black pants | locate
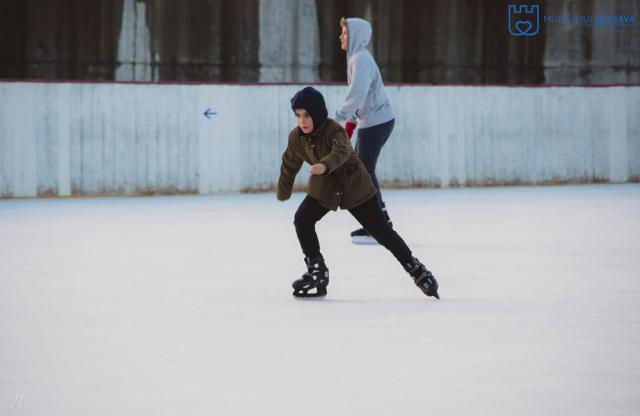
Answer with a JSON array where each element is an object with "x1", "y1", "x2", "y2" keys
[
  {"x1": 294, "y1": 195, "x2": 413, "y2": 265},
  {"x1": 355, "y1": 119, "x2": 395, "y2": 210}
]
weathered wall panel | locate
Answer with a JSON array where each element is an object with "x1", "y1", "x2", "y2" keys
[
  {"x1": 0, "y1": 82, "x2": 638, "y2": 198},
  {"x1": 1, "y1": 0, "x2": 638, "y2": 84}
]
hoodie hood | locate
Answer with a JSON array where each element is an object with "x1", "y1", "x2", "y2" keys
[
  {"x1": 346, "y1": 18, "x2": 372, "y2": 59},
  {"x1": 290, "y1": 87, "x2": 328, "y2": 135}
]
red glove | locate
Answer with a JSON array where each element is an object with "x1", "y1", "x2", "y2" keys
[{"x1": 344, "y1": 121, "x2": 357, "y2": 139}]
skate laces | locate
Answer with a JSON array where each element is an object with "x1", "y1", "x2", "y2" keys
[
  {"x1": 405, "y1": 258, "x2": 421, "y2": 274},
  {"x1": 305, "y1": 257, "x2": 327, "y2": 282},
  {"x1": 406, "y1": 259, "x2": 433, "y2": 285}
]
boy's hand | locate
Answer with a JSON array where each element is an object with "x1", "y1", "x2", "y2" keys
[{"x1": 309, "y1": 163, "x2": 327, "y2": 175}]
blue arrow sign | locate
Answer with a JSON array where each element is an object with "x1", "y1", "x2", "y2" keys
[{"x1": 204, "y1": 108, "x2": 218, "y2": 119}]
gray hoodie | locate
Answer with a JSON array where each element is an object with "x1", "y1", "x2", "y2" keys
[{"x1": 334, "y1": 18, "x2": 394, "y2": 129}]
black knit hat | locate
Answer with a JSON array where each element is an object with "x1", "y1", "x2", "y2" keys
[{"x1": 290, "y1": 87, "x2": 328, "y2": 133}]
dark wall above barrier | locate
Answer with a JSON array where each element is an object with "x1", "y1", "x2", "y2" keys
[{"x1": 1, "y1": 0, "x2": 638, "y2": 84}]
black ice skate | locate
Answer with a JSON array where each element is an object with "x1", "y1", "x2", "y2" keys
[
  {"x1": 350, "y1": 208, "x2": 392, "y2": 245},
  {"x1": 404, "y1": 257, "x2": 439, "y2": 299},
  {"x1": 350, "y1": 227, "x2": 378, "y2": 245},
  {"x1": 292, "y1": 255, "x2": 329, "y2": 298}
]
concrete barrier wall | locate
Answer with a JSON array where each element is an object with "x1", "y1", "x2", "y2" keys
[{"x1": 0, "y1": 82, "x2": 638, "y2": 198}]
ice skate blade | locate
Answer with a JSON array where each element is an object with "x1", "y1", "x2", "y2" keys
[
  {"x1": 292, "y1": 286, "x2": 327, "y2": 298},
  {"x1": 351, "y1": 235, "x2": 378, "y2": 245},
  {"x1": 293, "y1": 293, "x2": 327, "y2": 299},
  {"x1": 292, "y1": 291, "x2": 327, "y2": 298},
  {"x1": 422, "y1": 289, "x2": 440, "y2": 300}
]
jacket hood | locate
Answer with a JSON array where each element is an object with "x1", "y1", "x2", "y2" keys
[
  {"x1": 346, "y1": 18, "x2": 372, "y2": 58},
  {"x1": 290, "y1": 87, "x2": 328, "y2": 135}
]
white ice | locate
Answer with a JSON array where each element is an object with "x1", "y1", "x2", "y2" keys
[{"x1": 1, "y1": 184, "x2": 639, "y2": 415}]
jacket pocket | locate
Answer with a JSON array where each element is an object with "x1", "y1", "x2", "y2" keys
[
  {"x1": 340, "y1": 162, "x2": 358, "y2": 184},
  {"x1": 343, "y1": 164, "x2": 365, "y2": 188}
]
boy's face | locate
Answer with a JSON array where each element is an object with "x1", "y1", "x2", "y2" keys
[
  {"x1": 340, "y1": 25, "x2": 347, "y2": 51},
  {"x1": 294, "y1": 109, "x2": 314, "y2": 134}
]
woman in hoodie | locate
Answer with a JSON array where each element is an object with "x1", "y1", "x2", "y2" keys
[
  {"x1": 277, "y1": 86, "x2": 439, "y2": 300},
  {"x1": 335, "y1": 17, "x2": 396, "y2": 244}
]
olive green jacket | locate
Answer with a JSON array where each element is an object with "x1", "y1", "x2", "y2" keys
[{"x1": 277, "y1": 119, "x2": 377, "y2": 211}]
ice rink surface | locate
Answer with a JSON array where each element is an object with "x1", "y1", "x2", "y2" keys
[{"x1": 1, "y1": 184, "x2": 639, "y2": 415}]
